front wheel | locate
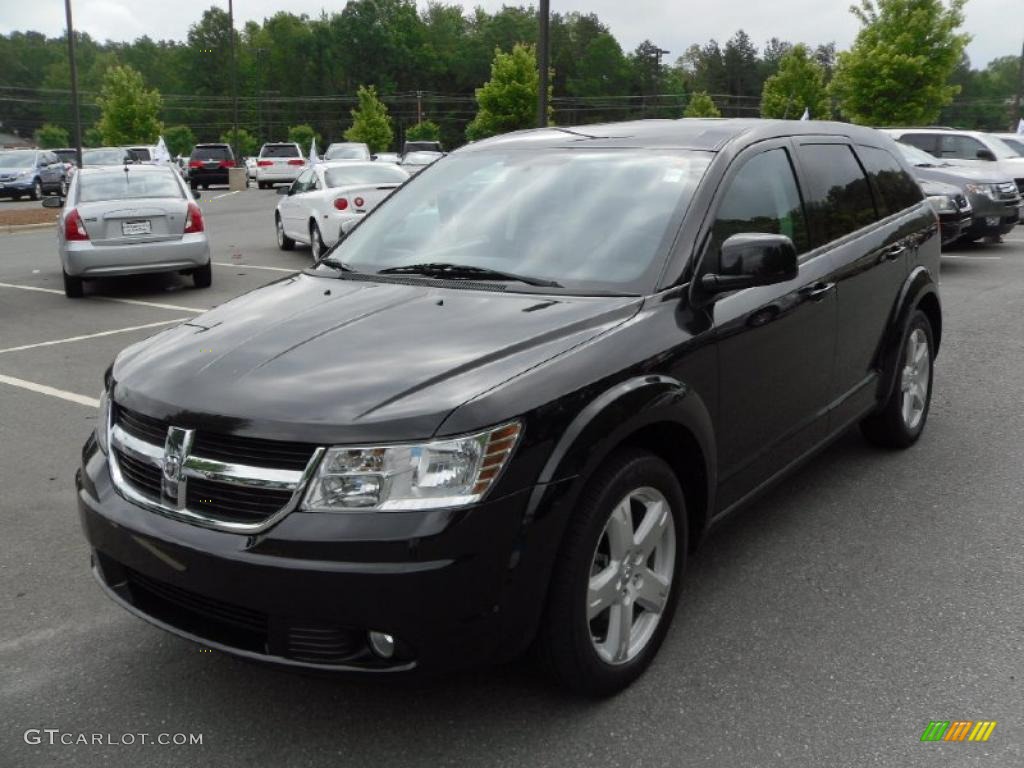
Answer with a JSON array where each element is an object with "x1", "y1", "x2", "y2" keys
[
  {"x1": 276, "y1": 215, "x2": 295, "y2": 251},
  {"x1": 536, "y1": 450, "x2": 687, "y2": 696},
  {"x1": 310, "y1": 222, "x2": 325, "y2": 263},
  {"x1": 861, "y1": 309, "x2": 934, "y2": 449},
  {"x1": 192, "y1": 262, "x2": 212, "y2": 289},
  {"x1": 30, "y1": 179, "x2": 43, "y2": 200}
]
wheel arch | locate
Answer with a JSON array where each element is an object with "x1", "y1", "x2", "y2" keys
[{"x1": 877, "y1": 266, "x2": 941, "y2": 405}]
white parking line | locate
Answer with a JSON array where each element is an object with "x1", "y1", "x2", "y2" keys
[
  {"x1": 0, "y1": 373, "x2": 99, "y2": 407},
  {"x1": 213, "y1": 261, "x2": 297, "y2": 273},
  {"x1": 0, "y1": 282, "x2": 204, "y2": 313},
  {"x1": 0, "y1": 319, "x2": 185, "y2": 355},
  {"x1": 211, "y1": 191, "x2": 240, "y2": 199}
]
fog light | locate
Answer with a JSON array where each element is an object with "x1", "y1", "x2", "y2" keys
[
  {"x1": 986, "y1": 216, "x2": 1000, "y2": 226},
  {"x1": 368, "y1": 631, "x2": 395, "y2": 658}
]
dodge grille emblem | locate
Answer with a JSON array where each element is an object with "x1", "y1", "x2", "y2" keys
[{"x1": 161, "y1": 426, "x2": 195, "y2": 508}]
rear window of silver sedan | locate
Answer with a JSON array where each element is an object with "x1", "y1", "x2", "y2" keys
[{"x1": 78, "y1": 170, "x2": 184, "y2": 203}]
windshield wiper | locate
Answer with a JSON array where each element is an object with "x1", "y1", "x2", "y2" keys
[
  {"x1": 376, "y1": 262, "x2": 562, "y2": 288},
  {"x1": 318, "y1": 258, "x2": 358, "y2": 272}
]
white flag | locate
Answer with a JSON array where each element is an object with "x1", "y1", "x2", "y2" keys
[
  {"x1": 309, "y1": 138, "x2": 320, "y2": 164},
  {"x1": 800, "y1": 108, "x2": 810, "y2": 121},
  {"x1": 1017, "y1": 118, "x2": 1024, "y2": 135},
  {"x1": 154, "y1": 135, "x2": 172, "y2": 164}
]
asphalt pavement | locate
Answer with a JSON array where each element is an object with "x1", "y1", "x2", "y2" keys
[{"x1": 1, "y1": 189, "x2": 1022, "y2": 767}]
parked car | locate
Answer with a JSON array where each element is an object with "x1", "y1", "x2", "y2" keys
[
  {"x1": 245, "y1": 156, "x2": 258, "y2": 183},
  {"x1": 403, "y1": 140, "x2": 443, "y2": 155},
  {"x1": 374, "y1": 152, "x2": 400, "y2": 164},
  {"x1": 0, "y1": 149, "x2": 67, "y2": 199},
  {"x1": 882, "y1": 128, "x2": 1024, "y2": 196},
  {"x1": 893, "y1": 142, "x2": 1022, "y2": 243},
  {"x1": 920, "y1": 179, "x2": 973, "y2": 245},
  {"x1": 255, "y1": 142, "x2": 305, "y2": 188},
  {"x1": 188, "y1": 143, "x2": 235, "y2": 189},
  {"x1": 46, "y1": 164, "x2": 210, "y2": 297},
  {"x1": 275, "y1": 160, "x2": 409, "y2": 260},
  {"x1": 991, "y1": 133, "x2": 1024, "y2": 157},
  {"x1": 399, "y1": 150, "x2": 443, "y2": 175},
  {"x1": 81, "y1": 147, "x2": 133, "y2": 168},
  {"x1": 77, "y1": 119, "x2": 941, "y2": 696},
  {"x1": 324, "y1": 142, "x2": 371, "y2": 161}
]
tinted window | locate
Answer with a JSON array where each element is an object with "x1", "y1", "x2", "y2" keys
[
  {"x1": 191, "y1": 145, "x2": 232, "y2": 160},
  {"x1": 261, "y1": 144, "x2": 301, "y2": 158},
  {"x1": 78, "y1": 170, "x2": 183, "y2": 202},
  {"x1": 797, "y1": 144, "x2": 878, "y2": 246},
  {"x1": 940, "y1": 134, "x2": 986, "y2": 160},
  {"x1": 127, "y1": 148, "x2": 152, "y2": 161},
  {"x1": 709, "y1": 148, "x2": 809, "y2": 258},
  {"x1": 53, "y1": 149, "x2": 77, "y2": 164},
  {"x1": 856, "y1": 146, "x2": 923, "y2": 216},
  {"x1": 899, "y1": 134, "x2": 940, "y2": 156},
  {"x1": 324, "y1": 164, "x2": 408, "y2": 187}
]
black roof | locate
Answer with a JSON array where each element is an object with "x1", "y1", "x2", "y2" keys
[{"x1": 462, "y1": 118, "x2": 890, "y2": 153}]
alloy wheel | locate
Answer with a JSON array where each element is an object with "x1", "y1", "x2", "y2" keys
[
  {"x1": 311, "y1": 225, "x2": 322, "y2": 262},
  {"x1": 900, "y1": 327, "x2": 930, "y2": 431},
  {"x1": 276, "y1": 218, "x2": 284, "y2": 248},
  {"x1": 587, "y1": 486, "x2": 676, "y2": 665}
]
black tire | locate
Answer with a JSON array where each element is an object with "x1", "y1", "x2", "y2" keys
[
  {"x1": 202, "y1": 184, "x2": 209, "y2": 190},
  {"x1": 310, "y1": 221, "x2": 325, "y2": 263},
  {"x1": 536, "y1": 449, "x2": 687, "y2": 696},
  {"x1": 861, "y1": 309, "x2": 935, "y2": 449},
  {"x1": 30, "y1": 178, "x2": 43, "y2": 201},
  {"x1": 276, "y1": 214, "x2": 295, "y2": 251},
  {"x1": 63, "y1": 269, "x2": 83, "y2": 298},
  {"x1": 192, "y1": 262, "x2": 212, "y2": 289}
]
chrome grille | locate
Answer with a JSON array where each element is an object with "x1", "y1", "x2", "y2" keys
[
  {"x1": 995, "y1": 182, "x2": 1018, "y2": 200},
  {"x1": 108, "y1": 404, "x2": 324, "y2": 533}
]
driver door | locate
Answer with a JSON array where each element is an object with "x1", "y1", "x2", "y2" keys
[{"x1": 280, "y1": 169, "x2": 312, "y2": 239}]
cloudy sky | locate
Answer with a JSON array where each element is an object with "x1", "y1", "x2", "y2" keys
[{"x1": 1, "y1": 0, "x2": 1019, "y2": 69}]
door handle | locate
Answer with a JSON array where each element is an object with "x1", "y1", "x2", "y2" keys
[
  {"x1": 800, "y1": 281, "x2": 835, "y2": 301},
  {"x1": 882, "y1": 244, "x2": 907, "y2": 261}
]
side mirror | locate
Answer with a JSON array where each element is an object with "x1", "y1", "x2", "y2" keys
[
  {"x1": 700, "y1": 233, "x2": 798, "y2": 294},
  {"x1": 42, "y1": 196, "x2": 64, "y2": 209},
  {"x1": 191, "y1": 190, "x2": 202, "y2": 200},
  {"x1": 277, "y1": 185, "x2": 290, "y2": 196},
  {"x1": 976, "y1": 148, "x2": 997, "y2": 161},
  {"x1": 371, "y1": 154, "x2": 378, "y2": 161}
]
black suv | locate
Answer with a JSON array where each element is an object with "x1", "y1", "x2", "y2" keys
[
  {"x1": 78, "y1": 120, "x2": 941, "y2": 695},
  {"x1": 188, "y1": 143, "x2": 235, "y2": 188}
]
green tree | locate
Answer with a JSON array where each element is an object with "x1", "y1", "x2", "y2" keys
[
  {"x1": 761, "y1": 44, "x2": 831, "y2": 119},
  {"x1": 830, "y1": 0, "x2": 970, "y2": 126},
  {"x1": 466, "y1": 44, "x2": 549, "y2": 142},
  {"x1": 406, "y1": 120, "x2": 441, "y2": 142},
  {"x1": 286, "y1": 124, "x2": 318, "y2": 150},
  {"x1": 163, "y1": 124, "x2": 196, "y2": 157},
  {"x1": 343, "y1": 85, "x2": 394, "y2": 152},
  {"x1": 83, "y1": 126, "x2": 104, "y2": 147},
  {"x1": 222, "y1": 127, "x2": 259, "y2": 157},
  {"x1": 684, "y1": 91, "x2": 721, "y2": 117},
  {"x1": 34, "y1": 123, "x2": 69, "y2": 148},
  {"x1": 95, "y1": 64, "x2": 163, "y2": 144}
]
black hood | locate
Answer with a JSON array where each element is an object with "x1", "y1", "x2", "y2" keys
[{"x1": 112, "y1": 274, "x2": 639, "y2": 443}]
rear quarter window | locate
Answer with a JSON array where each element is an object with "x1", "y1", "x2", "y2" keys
[
  {"x1": 856, "y1": 145, "x2": 923, "y2": 216},
  {"x1": 796, "y1": 143, "x2": 879, "y2": 247}
]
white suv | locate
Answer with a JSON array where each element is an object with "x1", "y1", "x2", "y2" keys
[
  {"x1": 255, "y1": 142, "x2": 306, "y2": 189},
  {"x1": 881, "y1": 128, "x2": 1024, "y2": 196}
]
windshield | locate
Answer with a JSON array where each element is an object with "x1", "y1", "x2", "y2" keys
[
  {"x1": 78, "y1": 169, "x2": 184, "y2": 203},
  {"x1": 192, "y1": 146, "x2": 231, "y2": 160},
  {"x1": 987, "y1": 135, "x2": 1023, "y2": 160},
  {"x1": 324, "y1": 164, "x2": 408, "y2": 187},
  {"x1": 327, "y1": 148, "x2": 711, "y2": 294},
  {"x1": 325, "y1": 145, "x2": 370, "y2": 160},
  {"x1": 896, "y1": 142, "x2": 943, "y2": 167},
  {"x1": 82, "y1": 149, "x2": 125, "y2": 166},
  {"x1": 0, "y1": 152, "x2": 34, "y2": 168},
  {"x1": 402, "y1": 152, "x2": 442, "y2": 165},
  {"x1": 128, "y1": 148, "x2": 152, "y2": 161},
  {"x1": 1000, "y1": 136, "x2": 1024, "y2": 156}
]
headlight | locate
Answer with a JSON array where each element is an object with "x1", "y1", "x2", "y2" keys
[
  {"x1": 16, "y1": 170, "x2": 33, "y2": 180},
  {"x1": 927, "y1": 194, "x2": 956, "y2": 213},
  {"x1": 964, "y1": 183, "x2": 997, "y2": 200},
  {"x1": 303, "y1": 422, "x2": 521, "y2": 512},
  {"x1": 95, "y1": 389, "x2": 111, "y2": 454}
]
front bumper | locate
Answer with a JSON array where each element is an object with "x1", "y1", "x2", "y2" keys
[
  {"x1": 62, "y1": 234, "x2": 210, "y2": 278},
  {"x1": 256, "y1": 168, "x2": 303, "y2": 183},
  {"x1": 77, "y1": 436, "x2": 568, "y2": 674},
  {"x1": 0, "y1": 179, "x2": 34, "y2": 196},
  {"x1": 965, "y1": 194, "x2": 1021, "y2": 236}
]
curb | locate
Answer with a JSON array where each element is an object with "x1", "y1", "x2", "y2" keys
[{"x1": 0, "y1": 222, "x2": 55, "y2": 235}]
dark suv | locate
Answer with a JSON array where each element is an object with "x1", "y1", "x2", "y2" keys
[
  {"x1": 77, "y1": 120, "x2": 941, "y2": 695},
  {"x1": 188, "y1": 143, "x2": 235, "y2": 188}
]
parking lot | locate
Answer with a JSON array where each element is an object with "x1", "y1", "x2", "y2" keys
[{"x1": 2, "y1": 188, "x2": 1023, "y2": 766}]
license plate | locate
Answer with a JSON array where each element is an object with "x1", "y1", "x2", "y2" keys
[{"x1": 122, "y1": 219, "x2": 151, "y2": 236}]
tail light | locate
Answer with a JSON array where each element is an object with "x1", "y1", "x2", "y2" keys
[
  {"x1": 64, "y1": 208, "x2": 89, "y2": 241},
  {"x1": 188, "y1": 160, "x2": 202, "y2": 168},
  {"x1": 287, "y1": 159, "x2": 304, "y2": 166},
  {"x1": 257, "y1": 160, "x2": 273, "y2": 167},
  {"x1": 218, "y1": 160, "x2": 234, "y2": 169},
  {"x1": 333, "y1": 198, "x2": 349, "y2": 211},
  {"x1": 354, "y1": 197, "x2": 365, "y2": 208},
  {"x1": 184, "y1": 201, "x2": 204, "y2": 233}
]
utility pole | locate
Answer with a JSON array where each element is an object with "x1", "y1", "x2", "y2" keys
[
  {"x1": 1013, "y1": 37, "x2": 1024, "y2": 130},
  {"x1": 64, "y1": 0, "x2": 83, "y2": 167},
  {"x1": 416, "y1": 90, "x2": 423, "y2": 124},
  {"x1": 228, "y1": 0, "x2": 239, "y2": 158},
  {"x1": 537, "y1": 0, "x2": 550, "y2": 127}
]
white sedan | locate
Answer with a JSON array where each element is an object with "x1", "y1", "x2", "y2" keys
[{"x1": 274, "y1": 161, "x2": 409, "y2": 261}]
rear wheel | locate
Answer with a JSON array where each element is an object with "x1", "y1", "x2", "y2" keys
[
  {"x1": 63, "y1": 269, "x2": 83, "y2": 298},
  {"x1": 536, "y1": 450, "x2": 686, "y2": 696},
  {"x1": 310, "y1": 221, "x2": 325, "y2": 263},
  {"x1": 258, "y1": 181, "x2": 267, "y2": 190},
  {"x1": 276, "y1": 214, "x2": 295, "y2": 251},
  {"x1": 30, "y1": 178, "x2": 43, "y2": 201},
  {"x1": 861, "y1": 309, "x2": 934, "y2": 449},
  {"x1": 192, "y1": 262, "x2": 212, "y2": 289}
]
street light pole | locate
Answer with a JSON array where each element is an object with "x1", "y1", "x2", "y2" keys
[
  {"x1": 228, "y1": 0, "x2": 239, "y2": 159},
  {"x1": 64, "y1": 0, "x2": 83, "y2": 167},
  {"x1": 537, "y1": 0, "x2": 550, "y2": 127}
]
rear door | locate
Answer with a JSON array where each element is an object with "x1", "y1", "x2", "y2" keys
[{"x1": 704, "y1": 142, "x2": 839, "y2": 510}]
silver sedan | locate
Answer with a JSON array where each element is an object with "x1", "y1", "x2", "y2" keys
[{"x1": 45, "y1": 164, "x2": 211, "y2": 298}]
